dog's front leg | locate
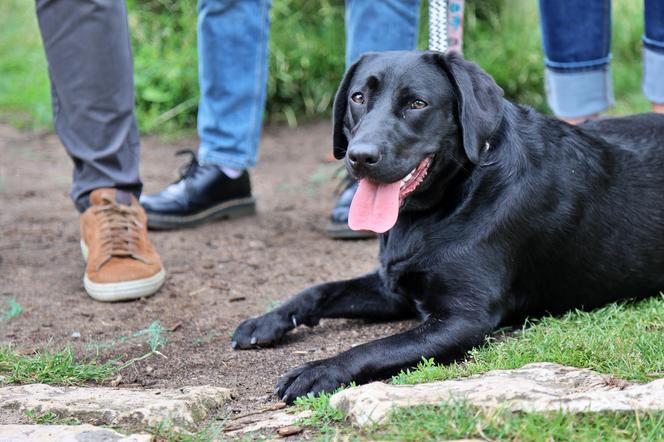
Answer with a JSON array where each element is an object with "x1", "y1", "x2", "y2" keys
[
  {"x1": 276, "y1": 312, "x2": 499, "y2": 403},
  {"x1": 232, "y1": 272, "x2": 414, "y2": 349}
]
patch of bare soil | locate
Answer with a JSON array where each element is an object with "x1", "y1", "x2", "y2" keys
[{"x1": 0, "y1": 123, "x2": 413, "y2": 422}]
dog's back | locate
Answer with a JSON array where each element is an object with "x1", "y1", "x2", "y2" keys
[
  {"x1": 510, "y1": 112, "x2": 664, "y2": 317},
  {"x1": 582, "y1": 113, "x2": 664, "y2": 156}
]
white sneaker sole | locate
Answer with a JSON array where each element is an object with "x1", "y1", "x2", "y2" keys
[{"x1": 81, "y1": 240, "x2": 166, "y2": 302}]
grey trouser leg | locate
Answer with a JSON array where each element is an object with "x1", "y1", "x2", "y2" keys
[{"x1": 36, "y1": 0, "x2": 142, "y2": 212}]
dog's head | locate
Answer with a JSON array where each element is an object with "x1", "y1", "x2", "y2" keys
[{"x1": 333, "y1": 51, "x2": 504, "y2": 233}]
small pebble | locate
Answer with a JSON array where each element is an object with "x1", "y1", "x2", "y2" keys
[
  {"x1": 266, "y1": 401, "x2": 287, "y2": 411},
  {"x1": 71, "y1": 331, "x2": 81, "y2": 339},
  {"x1": 277, "y1": 425, "x2": 303, "y2": 437},
  {"x1": 292, "y1": 349, "x2": 317, "y2": 355},
  {"x1": 248, "y1": 240, "x2": 265, "y2": 249}
]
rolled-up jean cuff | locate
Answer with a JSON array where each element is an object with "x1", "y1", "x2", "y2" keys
[
  {"x1": 642, "y1": 35, "x2": 664, "y2": 55},
  {"x1": 643, "y1": 47, "x2": 664, "y2": 104},
  {"x1": 544, "y1": 67, "x2": 614, "y2": 118},
  {"x1": 198, "y1": 146, "x2": 256, "y2": 170}
]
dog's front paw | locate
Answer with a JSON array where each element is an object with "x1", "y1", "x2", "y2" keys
[
  {"x1": 276, "y1": 359, "x2": 352, "y2": 403},
  {"x1": 231, "y1": 312, "x2": 293, "y2": 349}
]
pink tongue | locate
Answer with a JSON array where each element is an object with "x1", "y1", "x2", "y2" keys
[{"x1": 348, "y1": 179, "x2": 401, "y2": 233}]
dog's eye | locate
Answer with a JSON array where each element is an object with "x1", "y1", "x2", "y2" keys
[
  {"x1": 409, "y1": 99, "x2": 428, "y2": 110},
  {"x1": 351, "y1": 92, "x2": 365, "y2": 104}
]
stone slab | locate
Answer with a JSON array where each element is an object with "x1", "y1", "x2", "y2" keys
[
  {"x1": 224, "y1": 408, "x2": 311, "y2": 436},
  {"x1": 0, "y1": 384, "x2": 232, "y2": 429},
  {"x1": 0, "y1": 424, "x2": 152, "y2": 442},
  {"x1": 329, "y1": 363, "x2": 664, "y2": 426}
]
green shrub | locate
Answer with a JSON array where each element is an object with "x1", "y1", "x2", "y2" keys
[
  {"x1": 0, "y1": 0, "x2": 651, "y2": 132},
  {"x1": 127, "y1": 0, "x2": 200, "y2": 132}
]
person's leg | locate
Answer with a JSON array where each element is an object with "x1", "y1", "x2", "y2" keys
[
  {"x1": 345, "y1": 0, "x2": 421, "y2": 67},
  {"x1": 36, "y1": 0, "x2": 164, "y2": 301},
  {"x1": 140, "y1": 0, "x2": 269, "y2": 229},
  {"x1": 538, "y1": 0, "x2": 613, "y2": 123},
  {"x1": 327, "y1": 0, "x2": 420, "y2": 239},
  {"x1": 36, "y1": 0, "x2": 142, "y2": 212},
  {"x1": 197, "y1": 0, "x2": 271, "y2": 170},
  {"x1": 644, "y1": 0, "x2": 664, "y2": 113}
]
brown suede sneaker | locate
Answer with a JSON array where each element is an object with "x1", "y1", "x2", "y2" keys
[{"x1": 80, "y1": 188, "x2": 166, "y2": 301}]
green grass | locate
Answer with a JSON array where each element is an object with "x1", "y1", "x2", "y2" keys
[
  {"x1": 267, "y1": 0, "x2": 345, "y2": 127},
  {"x1": 0, "y1": 0, "x2": 652, "y2": 133},
  {"x1": 25, "y1": 410, "x2": 81, "y2": 426},
  {"x1": 0, "y1": 347, "x2": 118, "y2": 385},
  {"x1": 85, "y1": 320, "x2": 169, "y2": 353},
  {"x1": 393, "y1": 296, "x2": 664, "y2": 385},
  {"x1": 0, "y1": 321, "x2": 175, "y2": 387},
  {"x1": 126, "y1": 0, "x2": 199, "y2": 133},
  {"x1": 366, "y1": 402, "x2": 664, "y2": 442},
  {"x1": 0, "y1": 0, "x2": 51, "y2": 129},
  {"x1": 132, "y1": 320, "x2": 168, "y2": 353},
  {"x1": 148, "y1": 420, "x2": 227, "y2": 442},
  {"x1": 295, "y1": 389, "x2": 348, "y2": 433}
]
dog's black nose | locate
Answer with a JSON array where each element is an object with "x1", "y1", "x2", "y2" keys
[{"x1": 347, "y1": 143, "x2": 381, "y2": 169}]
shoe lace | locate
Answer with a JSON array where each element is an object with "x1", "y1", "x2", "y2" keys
[
  {"x1": 175, "y1": 149, "x2": 201, "y2": 181},
  {"x1": 93, "y1": 195, "x2": 151, "y2": 271}
]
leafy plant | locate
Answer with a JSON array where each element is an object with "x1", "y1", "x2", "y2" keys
[{"x1": 0, "y1": 346, "x2": 117, "y2": 385}]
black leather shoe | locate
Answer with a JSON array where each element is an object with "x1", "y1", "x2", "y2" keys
[
  {"x1": 140, "y1": 150, "x2": 256, "y2": 230},
  {"x1": 326, "y1": 176, "x2": 376, "y2": 240}
]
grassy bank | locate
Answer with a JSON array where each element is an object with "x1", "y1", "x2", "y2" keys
[{"x1": 295, "y1": 295, "x2": 664, "y2": 440}]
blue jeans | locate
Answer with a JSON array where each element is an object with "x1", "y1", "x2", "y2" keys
[
  {"x1": 539, "y1": 0, "x2": 664, "y2": 118},
  {"x1": 197, "y1": 0, "x2": 272, "y2": 169},
  {"x1": 197, "y1": 0, "x2": 420, "y2": 169}
]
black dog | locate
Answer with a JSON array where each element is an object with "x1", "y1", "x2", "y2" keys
[{"x1": 232, "y1": 51, "x2": 664, "y2": 403}]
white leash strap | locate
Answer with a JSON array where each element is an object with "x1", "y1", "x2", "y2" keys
[
  {"x1": 428, "y1": 0, "x2": 448, "y2": 52},
  {"x1": 429, "y1": 0, "x2": 464, "y2": 53}
]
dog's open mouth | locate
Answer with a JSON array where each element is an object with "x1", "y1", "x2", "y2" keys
[
  {"x1": 399, "y1": 156, "x2": 433, "y2": 200},
  {"x1": 348, "y1": 156, "x2": 433, "y2": 234}
]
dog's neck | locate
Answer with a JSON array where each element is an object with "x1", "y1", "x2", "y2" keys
[{"x1": 400, "y1": 156, "x2": 473, "y2": 214}]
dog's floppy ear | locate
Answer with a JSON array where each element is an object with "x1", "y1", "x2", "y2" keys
[
  {"x1": 332, "y1": 55, "x2": 369, "y2": 160},
  {"x1": 432, "y1": 51, "x2": 504, "y2": 164}
]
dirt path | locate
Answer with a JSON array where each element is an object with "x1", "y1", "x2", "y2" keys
[{"x1": 0, "y1": 123, "x2": 413, "y2": 420}]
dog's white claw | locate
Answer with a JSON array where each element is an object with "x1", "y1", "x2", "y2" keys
[
  {"x1": 292, "y1": 316, "x2": 298, "y2": 327},
  {"x1": 231, "y1": 341, "x2": 237, "y2": 349},
  {"x1": 250, "y1": 337, "x2": 257, "y2": 345}
]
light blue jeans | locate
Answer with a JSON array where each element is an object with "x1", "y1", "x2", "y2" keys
[
  {"x1": 197, "y1": 0, "x2": 421, "y2": 169},
  {"x1": 539, "y1": 0, "x2": 664, "y2": 119}
]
